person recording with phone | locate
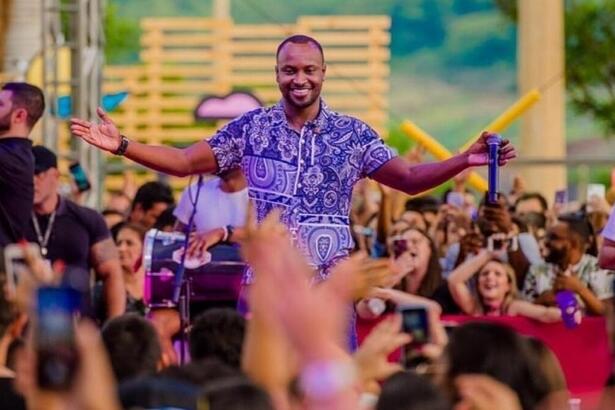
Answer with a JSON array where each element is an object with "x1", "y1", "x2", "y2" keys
[
  {"x1": 24, "y1": 146, "x2": 125, "y2": 319},
  {"x1": 442, "y1": 194, "x2": 543, "y2": 288}
]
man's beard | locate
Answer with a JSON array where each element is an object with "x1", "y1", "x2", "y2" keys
[{"x1": 0, "y1": 112, "x2": 12, "y2": 133}]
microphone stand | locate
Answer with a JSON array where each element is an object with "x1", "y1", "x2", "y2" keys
[{"x1": 173, "y1": 175, "x2": 204, "y2": 364}]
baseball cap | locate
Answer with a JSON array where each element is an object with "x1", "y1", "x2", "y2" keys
[{"x1": 32, "y1": 145, "x2": 58, "y2": 174}]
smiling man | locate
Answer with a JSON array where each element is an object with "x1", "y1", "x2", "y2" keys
[{"x1": 70, "y1": 34, "x2": 515, "y2": 283}]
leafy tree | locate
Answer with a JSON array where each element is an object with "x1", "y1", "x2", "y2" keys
[
  {"x1": 390, "y1": 0, "x2": 447, "y2": 55},
  {"x1": 452, "y1": 0, "x2": 494, "y2": 15},
  {"x1": 104, "y1": 3, "x2": 140, "y2": 64},
  {"x1": 495, "y1": 0, "x2": 615, "y2": 135}
]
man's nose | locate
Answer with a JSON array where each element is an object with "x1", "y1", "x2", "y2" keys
[{"x1": 293, "y1": 72, "x2": 307, "y2": 85}]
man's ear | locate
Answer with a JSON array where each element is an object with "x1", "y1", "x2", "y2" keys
[
  {"x1": 12, "y1": 107, "x2": 28, "y2": 125},
  {"x1": 322, "y1": 63, "x2": 327, "y2": 80}
]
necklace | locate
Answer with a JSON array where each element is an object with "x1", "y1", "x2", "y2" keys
[{"x1": 31, "y1": 211, "x2": 56, "y2": 257}]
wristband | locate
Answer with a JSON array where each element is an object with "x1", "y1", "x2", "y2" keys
[
  {"x1": 114, "y1": 135, "x2": 129, "y2": 156},
  {"x1": 221, "y1": 226, "x2": 229, "y2": 242}
]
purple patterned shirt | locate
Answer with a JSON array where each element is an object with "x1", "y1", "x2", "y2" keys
[{"x1": 208, "y1": 100, "x2": 395, "y2": 281}]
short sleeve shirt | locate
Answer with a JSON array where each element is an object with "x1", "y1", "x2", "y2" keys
[
  {"x1": 208, "y1": 100, "x2": 395, "y2": 280},
  {"x1": 24, "y1": 196, "x2": 111, "y2": 272},
  {"x1": 602, "y1": 208, "x2": 615, "y2": 241},
  {"x1": 521, "y1": 254, "x2": 614, "y2": 302},
  {"x1": 173, "y1": 177, "x2": 249, "y2": 232}
]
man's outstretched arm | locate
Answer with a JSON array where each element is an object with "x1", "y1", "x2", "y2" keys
[
  {"x1": 371, "y1": 131, "x2": 516, "y2": 195},
  {"x1": 70, "y1": 107, "x2": 218, "y2": 177}
]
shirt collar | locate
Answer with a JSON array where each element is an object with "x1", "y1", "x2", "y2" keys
[{"x1": 273, "y1": 99, "x2": 332, "y2": 132}]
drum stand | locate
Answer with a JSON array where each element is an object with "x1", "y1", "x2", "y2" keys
[
  {"x1": 177, "y1": 279, "x2": 191, "y2": 364},
  {"x1": 173, "y1": 175, "x2": 204, "y2": 365}
]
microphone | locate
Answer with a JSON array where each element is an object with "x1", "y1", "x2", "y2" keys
[{"x1": 486, "y1": 134, "x2": 502, "y2": 204}]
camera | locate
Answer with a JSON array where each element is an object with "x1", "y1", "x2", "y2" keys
[{"x1": 486, "y1": 235, "x2": 518, "y2": 252}]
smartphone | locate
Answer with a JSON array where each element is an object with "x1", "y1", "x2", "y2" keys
[
  {"x1": 69, "y1": 162, "x2": 91, "y2": 193},
  {"x1": 4, "y1": 243, "x2": 41, "y2": 295},
  {"x1": 554, "y1": 189, "x2": 568, "y2": 206},
  {"x1": 447, "y1": 191, "x2": 465, "y2": 209},
  {"x1": 486, "y1": 235, "x2": 518, "y2": 252},
  {"x1": 36, "y1": 286, "x2": 80, "y2": 391},
  {"x1": 392, "y1": 238, "x2": 408, "y2": 259},
  {"x1": 398, "y1": 305, "x2": 430, "y2": 345}
]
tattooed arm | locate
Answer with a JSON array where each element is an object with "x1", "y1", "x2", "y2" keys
[{"x1": 91, "y1": 238, "x2": 126, "y2": 318}]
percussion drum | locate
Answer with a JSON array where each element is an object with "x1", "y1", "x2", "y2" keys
[{"x1": 143, "y1": 229, "x2": 246, "y2": 308}]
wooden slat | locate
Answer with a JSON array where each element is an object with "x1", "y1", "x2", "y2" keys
[
  {"x1": 141, "y1": 50, "x2": 215, "y2": 63},
  {"x1": 231, "y1": 24, "x2": 295, "y2": 37},
  {"x1": 141, "y1": 34, "x2": 220, "y2": 47},
  {"x1": 141, "y1": 18, "x2": 231, "y2": 30},
  {"x1": 298, "y1": 15, "x2": 390, "y2": 29}
]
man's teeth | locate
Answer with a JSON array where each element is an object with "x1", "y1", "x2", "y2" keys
[{"x1": 292, "y1": 89, "x2": 309, "y2": 96}]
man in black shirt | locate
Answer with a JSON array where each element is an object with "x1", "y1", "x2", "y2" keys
[
  {"x1": 0, "y1": 82, "x2": 45, "y2": 246},
  {"x1": 26, "y1": 146, "x2": 125, "y2": 318}
]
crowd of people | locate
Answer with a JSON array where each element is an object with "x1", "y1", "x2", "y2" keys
[{"x1": 1, "y1": 33, "x2": 615, "y2": 409}]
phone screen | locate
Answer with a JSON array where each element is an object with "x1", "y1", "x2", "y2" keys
[
  {"x1": 36, "y1": 286, "x2": 80, "y2": 390},
  {"x1": 69, "y1": 162, "x2": 91, "y2": 192},
  {"x1": 4, "y1": 243, "x2": 40, "y2": 294},
  {"x1": 399, "y1": 305, "x2": 430, "y2": 345},
  {"x1": 554, "y1": 189, "x2": 568, "y2": 205}
]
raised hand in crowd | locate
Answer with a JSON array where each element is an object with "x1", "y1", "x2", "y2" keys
[
  {"x1": 17, "y1": 321, "x2": 120, "y2": 410},
  {"x1": 353, "y1": 314, "x2": 410, "y2": 394},
  {"x1": 366, "y1": 287, "x2": 448, "y2": 361},
  {"x1": 455, "y1": 231, "x2": 484, "y2": 267},
  {"x1": 240, "y1": 210, "x2": 359, "y2": 410}
]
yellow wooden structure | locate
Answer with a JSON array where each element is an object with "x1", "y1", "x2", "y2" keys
[{"x1": 102, "y1": 15, "x2": 391, "y2": 191}]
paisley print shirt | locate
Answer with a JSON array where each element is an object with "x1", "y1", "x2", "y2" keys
[{"x1": 208, "y1": 100, "x2": 395, "y2": 281}]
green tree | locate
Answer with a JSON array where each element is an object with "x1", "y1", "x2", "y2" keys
[
  {"x1": 495, "y1": 0, "x2": 615, "y2": 136},
  {"x1": 390, "y1": 0, "x2": 447, "y2": 55},
  {"x1": 104, "y1": 3, "x2": 140, "y2": 64}
]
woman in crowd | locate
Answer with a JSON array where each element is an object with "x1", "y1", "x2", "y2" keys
[
  {"x1": 357, "y1": 227, "x2": 458, "y2": 318},
  {"x1": 115, "y1": 222, "x2": 148, "y2": 315},
  {"x1": 448, "y1": 249, "x2": 561, "y2": 322}
]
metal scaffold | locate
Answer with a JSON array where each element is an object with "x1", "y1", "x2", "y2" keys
[{"x1": 41, "y1": 0, "x2": 105, "y2": 207}]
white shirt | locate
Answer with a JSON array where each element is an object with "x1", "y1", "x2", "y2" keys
[
  {"x1": 602, "y1": 208, "x2": 615, "y2": 241},
  {"x1": 173, "y1": 176, "x2": 249, "y2": 232}
]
